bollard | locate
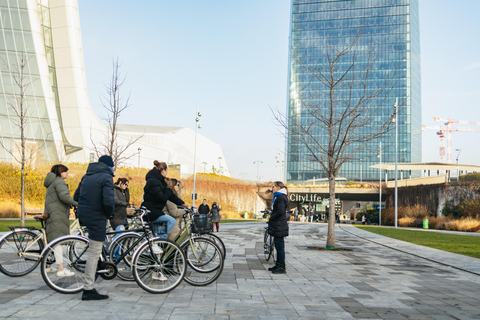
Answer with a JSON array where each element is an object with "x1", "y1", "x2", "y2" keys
[{"x1": 244, "y1": 212, "x2": 248, "y2": 220}]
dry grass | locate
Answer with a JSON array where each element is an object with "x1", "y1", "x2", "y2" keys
[
  {"x1": 398, "y1": 217, "x2": 416, "y2": 227},
  {"x1": 445, "y1": 216, "x2": 480, "y2": 232},
  {"x1": 0, "y1": 201, "x2": 20, "y2": 218}
]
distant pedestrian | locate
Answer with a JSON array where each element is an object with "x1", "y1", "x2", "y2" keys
[
  {"x1": 74, "y1": 155, "x2": 115, "y2": 300},
  {"x1": 265, "y1": 181, "x2": 289, "y2": 274},
  {"x1": 198, "y1": 199, "x2": 210, "y2": 215},
  {"x1": 294, "y1": 208, "x2": 298, "y2": 222},
  {"x1": 210, "y1": 202, "x2": 221, "y2": 232},
  {"x1": 362, "y1": 215, "x2": 366, "y2": 225},
  {"x1": 43, "y1": 164, "x2": 78, "y2": 277}
]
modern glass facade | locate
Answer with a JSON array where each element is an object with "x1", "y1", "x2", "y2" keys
[
  {"x1": 287, "y1": 0, "x2": 421, "y2": 182},
  {"x1": 0, "y1": 0, "x2": 61, "y2": 162}
]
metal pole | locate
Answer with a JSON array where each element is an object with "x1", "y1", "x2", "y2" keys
[
  {"x1": 360, "y1": 159, "x2": 363, "y2": 183},
  {"x1": 379, "y1": 142, "x2": 382, "y2": 226},
  {"x1": 137, "y1": 147, "x2": 142, "y2": 177},
  {"x1": 394, "y1": 98, "x2": 398, "y2": 229},
  {"x1": 192, "y1": 108, "x2": 200, "y2": 207},
  {"x1": 253, "y1": 160, "x2": 262, "y2": 216}
]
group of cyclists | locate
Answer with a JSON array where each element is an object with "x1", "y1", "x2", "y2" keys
[
  {"x1": 42, "y1": 155, "x2": 290, "y2": 300},
  {"x1": 43, "y1": 156, "x2": 192, "y2": 300}
]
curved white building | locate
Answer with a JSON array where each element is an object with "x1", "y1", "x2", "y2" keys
[{"x1": 0, "y1": 0, "x2": 228, "y2": 176}]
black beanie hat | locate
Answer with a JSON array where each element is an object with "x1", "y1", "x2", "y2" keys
[{"x1": 98, "y1": 155, "x2": 114, "y2": 167}]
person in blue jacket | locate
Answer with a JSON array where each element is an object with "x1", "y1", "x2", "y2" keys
[
  {"x1": 74, "y1": 155, "x2": 115, "y2": 300},
  {"x1": 265, "y1": 181, "x2": 289, "y2": 274}
]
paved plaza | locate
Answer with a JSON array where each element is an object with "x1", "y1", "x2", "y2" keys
[{"x1": 1, "y1": 222, "x2": 480, "y2": 320}]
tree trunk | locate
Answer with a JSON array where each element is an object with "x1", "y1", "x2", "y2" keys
[{"x1": 326, "y1": 172, "x2": 336, "y2": 248}]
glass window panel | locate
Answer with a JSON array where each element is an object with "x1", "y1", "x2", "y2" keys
[
  {"x1": 10, "y1": 7, "x2": 21, "y2": 30},
  {"x1": 14, "y1": 30, "x2": 25, "y2": 52},
  {"x1": 1, "y1": 8, "x2": 12, "y2": 30},
  {"x1": 23, "y1": 31, "x2": 34, "y2": 53},
  {"x1": 19, "y1": 9, "x2": 30, "y2": 30},
  {"x1": 4, "y1": 29, "x2": 14, "y2": 51}
]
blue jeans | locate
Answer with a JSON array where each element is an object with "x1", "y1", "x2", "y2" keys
[
  {"x1": 274, "y1": 236, "x2": 285, "y2": 264},
  {"x1": 151, "y1": 214, "x2": 175, "y2": 239},
  {"x1": 112, "y1": 225, "x2": 125, "y2": 260}
]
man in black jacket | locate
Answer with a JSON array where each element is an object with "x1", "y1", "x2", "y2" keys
[
  {"x1": 74, "y1": 155, "x2": 115, "y2": 300},
  {"x1": 198, "y1": 199, "x2": 210, "y2": 215}
]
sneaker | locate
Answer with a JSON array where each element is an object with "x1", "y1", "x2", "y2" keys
[
  {"x1": 45, "y1": 266, "x2": 57, "y2": 273},
  {"x1": 152, "y1": 245, "x2": 163, "y2": 255},
  {"x1": 82, "y1": 288, "x2": 109, "y2": 301},
  {"x1": 57, "y1": 269, "x2": 75, "y2": 277},
  {"x1": 152, "y1": 271, "x2": 168, "y2": 281}
]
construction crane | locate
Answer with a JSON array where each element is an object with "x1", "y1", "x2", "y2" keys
[{"x1": 421, "y1": 117, "x2": 480, "y2": 162}]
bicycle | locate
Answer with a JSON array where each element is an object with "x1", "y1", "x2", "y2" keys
[
  {"x1": 172, "y1": 206, "x2": 225, "y2": 286},
  {"x1": 40, "y1": 207, "x2": 187, "y2": 294},
  {"x1": 261, "y1": 210, "x2": 276, "y2": 263},
  {"x1": 0, "y1": 213, "x2": 84, "y2": 277}
]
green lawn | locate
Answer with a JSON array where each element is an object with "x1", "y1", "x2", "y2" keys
[
  {"x1": 220, "y1": 219, "x2": 262, "y2": 224},
  {"x1": 0, "y1": 218, "x2": 258, "y2": 232},
  {"x1": 0, "y1": 219, "x2": 43, "y2": 232},
  {"x1": 355, "y1": 225, "x2": 480, "y2": 259}
]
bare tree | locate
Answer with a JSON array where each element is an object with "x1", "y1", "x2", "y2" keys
[
  {"x1": 0, "y1": 55, "x2": 35, "y2": 227},
  {"x1": 273, "y1": 34, "x2": 398, "y2": 248},
  {"x1": 91, "y1": 58, "x2": 142, "y2": 168}
]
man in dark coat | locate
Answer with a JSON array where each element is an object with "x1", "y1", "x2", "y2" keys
[
  {"x1": 74, "y1": 155, "x2": 115, "y2": 301},
  {"x1": 198, "y1": 199, "x2": 210, "y2": 215}
]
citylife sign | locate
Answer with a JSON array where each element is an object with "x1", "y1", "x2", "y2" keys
[{"x1": 289, "y1": 193, "x2": 323, "y2": 203}]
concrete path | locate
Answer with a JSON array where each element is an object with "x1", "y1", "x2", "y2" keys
[{"x1": 1, "y1": 222, "x2": 480, "y2": 320}]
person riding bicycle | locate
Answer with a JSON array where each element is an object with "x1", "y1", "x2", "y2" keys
[
  {"x1": 74, "y1": 155, "x2": 115, "y2": 301},
  {"x1": 44, "y1": 164, "x2": 78, "y2": 277},
  {"x1": 142, "y1": 161, "x2": 184, "y2": 240},
  {"x1": 164, "y1": 178, "x2": 186, "y2": 241},
  {"x1": 265, "y1": 181, "x2": 289, "y2": 274}
]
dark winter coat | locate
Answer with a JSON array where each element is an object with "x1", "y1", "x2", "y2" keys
[
  {"x1": 110, "y1": 185, "x2": 130, "y2": 230},
  {"x1": 43, "y1": 172, "x2": 78, "y2": 243},
  {"x1": 268, "y1": 193, "x2": 289, "y2": 238},
  {"x1": 141, "y1": 168, "x2": 184, "y2": 221},
  {"x1": 198, "y1": 203, "x2": 210, "y2": 215},
  {"x1": 74, "y1": 162, "x2": 114, "y2": 242},
  {"x1": 210, "y1": 204, "x2": 221, "y2": 223}
]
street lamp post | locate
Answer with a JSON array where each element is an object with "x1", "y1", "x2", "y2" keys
[
  {"x1": 378, "y1": 142, "x2": 382, "y2": 226},
  {"x1": 360, "y1": 158, "x2": 363, "y2": 183},
  {"x1": 253, "y1": 160, "x2": 262, "y2": 217},
  {"x1": 394, "y1": 98, "x2": 398, "y2": 229},
  {"x1": 192, "y1": 108, "x2": 201, "y2": 207},
  {"x1": 202, "y1": 161, "x2": 207, "y2": 173},
  {"x1": 456, "y1": 148, "x2": 462, "y2": 180},
  {"x1": 137, "y1": 147, "x2": 142, "y2": 177}
]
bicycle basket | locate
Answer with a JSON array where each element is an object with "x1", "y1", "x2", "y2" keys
[{"x1": 191, "y1": 214, "x2": 213, "y2": 234}]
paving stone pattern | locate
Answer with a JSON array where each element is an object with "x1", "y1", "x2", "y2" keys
[{"x1": 1, "y1": 223, "x2": 480, "y2": 319}]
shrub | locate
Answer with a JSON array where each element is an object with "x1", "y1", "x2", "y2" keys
[
  {"x1": 445, "y1": 216, "x2": 480, "y2": 232},
  {"x1": 0, "y1": 202, "x2": 20, "y2": 218},
  {"x1": 399, "y1": 217, "x2": 416, "y2": 227}
]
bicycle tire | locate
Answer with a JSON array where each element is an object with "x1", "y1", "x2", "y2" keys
[
  {"x1": 264, "y1": 230, "x2": 272, "y2": 262},
  {"x1": 181, "y1": 238, "x2": 224, "y2": 286},
  {"x1": 40, "y1": 235, "x2": 90, "y2": 294},
  {"x1": 0, "y1": 230, "x2": 43, "y2": 277},
  {"x1": 197, "y1": 233, "x2": 226, "y2": 261},
  {"x1": 270, "y1": 235, "x2": 276, "y2": 263},
  {"x1": 132, "y1": 238, "x2": 186, "y2": 294},
  {"x1": 108, "y1": 232, "x2": 142, "y2": 281}
]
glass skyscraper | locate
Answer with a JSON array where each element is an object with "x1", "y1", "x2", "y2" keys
[{"x1": 286, "y1": 0, "x2": 421, "y2": 182}]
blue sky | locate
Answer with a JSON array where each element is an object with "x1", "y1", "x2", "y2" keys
[{"x1": 78, "y1": 0, "x2": 480, "y2": 181}]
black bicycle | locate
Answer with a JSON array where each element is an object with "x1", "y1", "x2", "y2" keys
[{"x1": 261, "y1": 210, "x2": 276, "y2": 262}]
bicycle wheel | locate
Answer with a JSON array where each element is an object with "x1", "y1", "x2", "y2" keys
[
  {"x1": 270, "y1": 236, "x2": 276, "y2": 263},
  {"x1": 182, "y1": 238, "x2": 224, "y2": 286},
  {"x1": 132, "y1": 238, "x2": 186, "y2": 294},
  {"x1": 40, "y1": 235, "x2": 89, "y2": 294},
  {"x1": 197, "y1": 233, "x2": 226, "y2": 260},
  {"x1": 0, "y1": 230, "x2": 43, "y2": 277},
  {"x1": 264, "y1": 231, "x2": 272, "y2": 262},
  {"x1": 108, "y1": 233, "x2": 142, "y2": 281}
]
